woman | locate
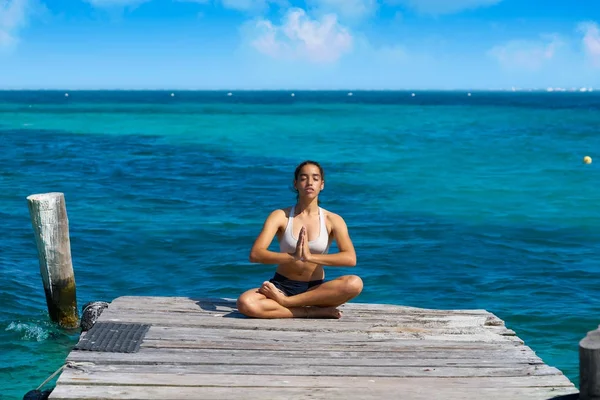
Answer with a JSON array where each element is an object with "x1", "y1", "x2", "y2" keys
[{"x1": 236, "y1": 160, "x2": 363, "y2": 319}]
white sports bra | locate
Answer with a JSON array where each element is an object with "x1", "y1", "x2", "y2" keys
[{"x1": 279, "y1": 205, "x2": 330, "y2": 255}]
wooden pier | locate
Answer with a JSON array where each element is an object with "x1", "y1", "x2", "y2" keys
[{"x1": 46, "y1": 296, "x2": 578, "y2": 399}]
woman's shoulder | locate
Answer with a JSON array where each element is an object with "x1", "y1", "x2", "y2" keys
[
  {"x1": 320, "y1": 207, "x2": 345, "y2": 224},
  {"x1": 261, "y1": 208, "x2": 291, "y2": 231},
  {"x1": 266, "y1": 206, "x2": 294, "y2": 220}
]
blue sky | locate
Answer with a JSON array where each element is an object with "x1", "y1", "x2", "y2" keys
[{"x1": 1, "y1": 0, "x2": 599, "y2": 89}]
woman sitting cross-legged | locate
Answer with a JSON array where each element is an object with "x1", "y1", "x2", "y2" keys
[{"x1": 236, "y1": 160, "x2": 363, "y2": 319}]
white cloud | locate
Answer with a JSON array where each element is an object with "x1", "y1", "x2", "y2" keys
[
  {"x1": 488, "y1": 35, "x2": 561, "y2": 71},
  {"x1": 306, "y1": 0, "x2": 377, "y2": 21},
  {"x1": 248, "y1": 7, "x2": 352, "y2": 63},
  {"x1": 0, "y1": 0, "x2": 40, "y2": 50},
  {"x1": 578, "y1": 21, "x2": 600, "y2": 67},
  {"x1": 386, "y1": 0, "x2": 501, "y2": 15}
]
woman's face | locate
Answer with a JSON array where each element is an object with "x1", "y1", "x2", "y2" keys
[{"x1": 294, "y1": 164, "x2": 324, "y2": 200}]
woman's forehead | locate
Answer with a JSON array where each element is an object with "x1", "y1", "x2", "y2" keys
[{"x1": 299, "y1": 164, "x2": 321, "y2": 174}]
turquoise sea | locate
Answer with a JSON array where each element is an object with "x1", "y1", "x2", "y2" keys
[{"x1": 1, "y1": 90, "x2": 599, "y2": 399}]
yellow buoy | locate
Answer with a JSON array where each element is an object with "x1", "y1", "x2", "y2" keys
[{"x1": 584, "y1": 156, "x2": 592, "y2": 164}]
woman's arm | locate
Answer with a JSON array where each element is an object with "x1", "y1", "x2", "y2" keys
[
  {"x1": 249, "y1": 209, "x2": 297, "y2": 265},
  {"x1": 304, "y1": 213, "x2": 357, "y2": 267}
]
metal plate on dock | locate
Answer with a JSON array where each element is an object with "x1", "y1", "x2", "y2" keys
[{"x1": 74, "y1": 322, "x2": 150, "y2": 353}]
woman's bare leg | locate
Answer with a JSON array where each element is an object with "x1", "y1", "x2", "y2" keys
[
  {"x1": 236, "y1": 288, "x2": 341, "y2": 319},
  {"x1": 258, "y1": 275, "x2": 363, "y2": 308}
]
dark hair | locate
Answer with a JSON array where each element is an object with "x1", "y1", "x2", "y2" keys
[{"x1": 292, "y1": 160, "x2": 325, "y2": 203}]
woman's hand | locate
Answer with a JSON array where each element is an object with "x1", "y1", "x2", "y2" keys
[
  {"x1": 293, "y1": 226, "x2": 306, "y2": 261},
  {"x1": 291, "y1": 226, "x2": 313, "y2": 262},
  {"x1": 301, "y1": 226, "x2": 313, "y2": 262}
]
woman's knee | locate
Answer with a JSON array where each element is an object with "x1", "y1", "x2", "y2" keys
[
  {"x1": 237, "y1": 295, "x2": 261, "y2": 317},
  {"x1": 342, "y1": 275, "x2": 363, "y2": 297}
]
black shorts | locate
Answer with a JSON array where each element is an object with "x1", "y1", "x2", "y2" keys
[{"x1": 269, "y1": 272, "x2": 324, "y2": 297}]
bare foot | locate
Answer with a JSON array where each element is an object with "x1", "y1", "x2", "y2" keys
[
  {"x1": 258, "y1": 282, "x2": 289, "y2": 306},
  {"x1": 305, "y1": 307, "x2": 342, "y2": 319}
]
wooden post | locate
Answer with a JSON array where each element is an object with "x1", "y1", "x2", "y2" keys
[
  {"x1": 580, "y1": 327, "x2": 600, "y2": 400},
  {"x1": 27, "y1": 192, "x2": 79, "y2": 329}
]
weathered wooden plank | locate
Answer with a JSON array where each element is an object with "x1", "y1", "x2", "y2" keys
[
  {"x1": 137, "y1": 325, "x2": 522, "y2": 345},
  {"x1": 66, "y1": 362, "x2": 567, "y2": 378},
  {"x1": 95, "y1": 314, "x2": 520, "y2": 342},
  {"x1": 100, "y1": 308, "x2": 506, "y2": 330},
  {"x1": 49, "y1": 384, "x2": 578, "y2": 400},
  {"x1": 142, "y1": 334, "x2": 526, "y2": 348},
  {"x1": 143, "y1": 325, "x2": 527, "y2": 344},
  {"x1": 127, "y1": 346, "x2": 542, "y2": 361},
  {"x1": 66, "y1": 349, "x2": 544, "y2": 367},
  {"x1": 56, "y1": 370, "x2": 576, "y2": 389},
  {"x1": 59, "y1": 359, "x2": 561, "y2": 377},
  {"x1": 139, "y1": 338, "x2": 533, "y2": 353},
  {"x1": 103, "y1": 301, "x2": 493, "y2": 320},
  {"x1": 102, "y1": 308, "x2": 500, "y2": 327},
  {"x1": 101, "y1": 309, "x2": 493, "y2": 327}
]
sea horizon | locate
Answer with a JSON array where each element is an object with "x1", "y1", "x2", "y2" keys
[{"x1": 0, "y1": 88, "x2": 596, "y2": 92}]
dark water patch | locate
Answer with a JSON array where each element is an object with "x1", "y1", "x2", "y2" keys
[{"x1": 0, "y1": 105, "x2": 366, "y2": 117}]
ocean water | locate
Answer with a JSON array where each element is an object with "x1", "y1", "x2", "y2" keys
[{"x1": 1, "y1": 90, "x2": 599, "y2": 399}]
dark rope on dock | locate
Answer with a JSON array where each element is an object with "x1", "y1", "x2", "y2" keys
[
  {"x1": 23, "y1": 362, "x2": 94, "y2": 399},
  {"x1": 22, "y1": 363, "x2": 66, "y2": 400}
]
